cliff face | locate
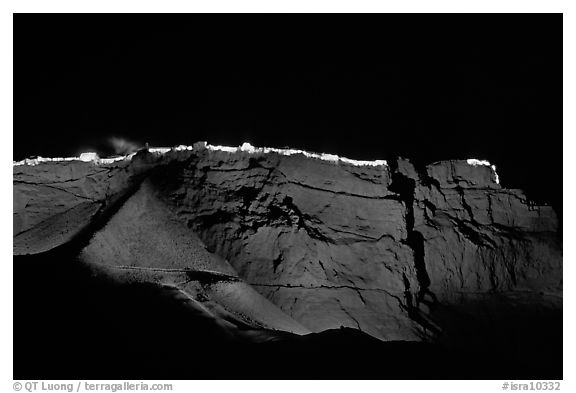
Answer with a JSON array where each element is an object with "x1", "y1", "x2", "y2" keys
[{"x1": 13, "y1": 143, "x2": 562, "y2": 344}]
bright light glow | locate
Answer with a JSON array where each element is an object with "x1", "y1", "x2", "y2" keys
[
  {"x1": 466, "y1": 159, "x2": 500, "y2": 184},
  {"x1": 491, "y1": 165, "x2": 500, "y2": 184},
  {"x1": 13, "y1": 142, "x2": 388, "y2": 168},
  {"x1": 173, "y1": 145, "x2": 194, "y2": 151},
  {"x1": 79, "y1": 152, "x2": 99, "y2": 162},
  {"x1": 148, "y1": 147, "x2": 172, "y2": 154},
  {"x1": 466, "y1": 159, "x2": 491, "y2": 166},
  {"x1": 99, "y1": 154, "x2": 136, "y2": 164},
  {"x1": 14, "y1": 156, "x2": 86, "y2": 166},
  {"x1": 207, "y1": 144, "x2": 239, "y2": 153},
  {"x1": 13, "y1": 153, "x2": 133, "y2": 166},
  {"x1": 207, "y1": 142, "x2": 388, "y2": 167},
  {"x1": 240, "y1": 142, "x2": 255, "y2": 152}
]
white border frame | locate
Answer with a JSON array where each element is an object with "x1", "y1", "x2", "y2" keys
[{"x1": 3, "y1": 3, "x2": 572, "y2": 392}]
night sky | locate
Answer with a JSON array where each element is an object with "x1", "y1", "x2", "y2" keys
[{"x1": 14, "y1": 15, "x2": 562, "y2": 213}]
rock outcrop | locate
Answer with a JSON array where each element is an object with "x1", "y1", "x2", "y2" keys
[{"x1": 13, "y1": 143, "x2": 562, "y2": 344}]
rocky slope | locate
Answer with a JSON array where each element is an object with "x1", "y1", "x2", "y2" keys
[{"x1": 13, "y1": 143, "x2": 562, "y2": 354}]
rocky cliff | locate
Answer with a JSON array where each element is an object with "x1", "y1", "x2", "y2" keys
[{"x1": 13, "y1": 142, "x2": 562, "y2": 377}]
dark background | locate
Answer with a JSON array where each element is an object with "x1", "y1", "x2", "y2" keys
[{"x1": 14, "y1": 15, "x2": 562, "y2": 213}]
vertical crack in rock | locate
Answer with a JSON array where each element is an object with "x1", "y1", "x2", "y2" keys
[
  {"x1": 389, "y1": 162, "x2": 431, "y2": 303},
  {"x1": 354, "y1": 288, "x2": 367, "y2": 305},
  {"x1": 336, "y1": 298, "x2": 362, "y2": 331},
  {"x1": 389, "y1": 159, "x2": 445, "y2": 339},
  {"x1": 273, "y1": 254, "x2": 283, "y2": 273}
]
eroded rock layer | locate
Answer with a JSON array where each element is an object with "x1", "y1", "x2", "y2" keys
[{"x1": 13, "y1": 144, "x2": 562, "y2": 342}]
